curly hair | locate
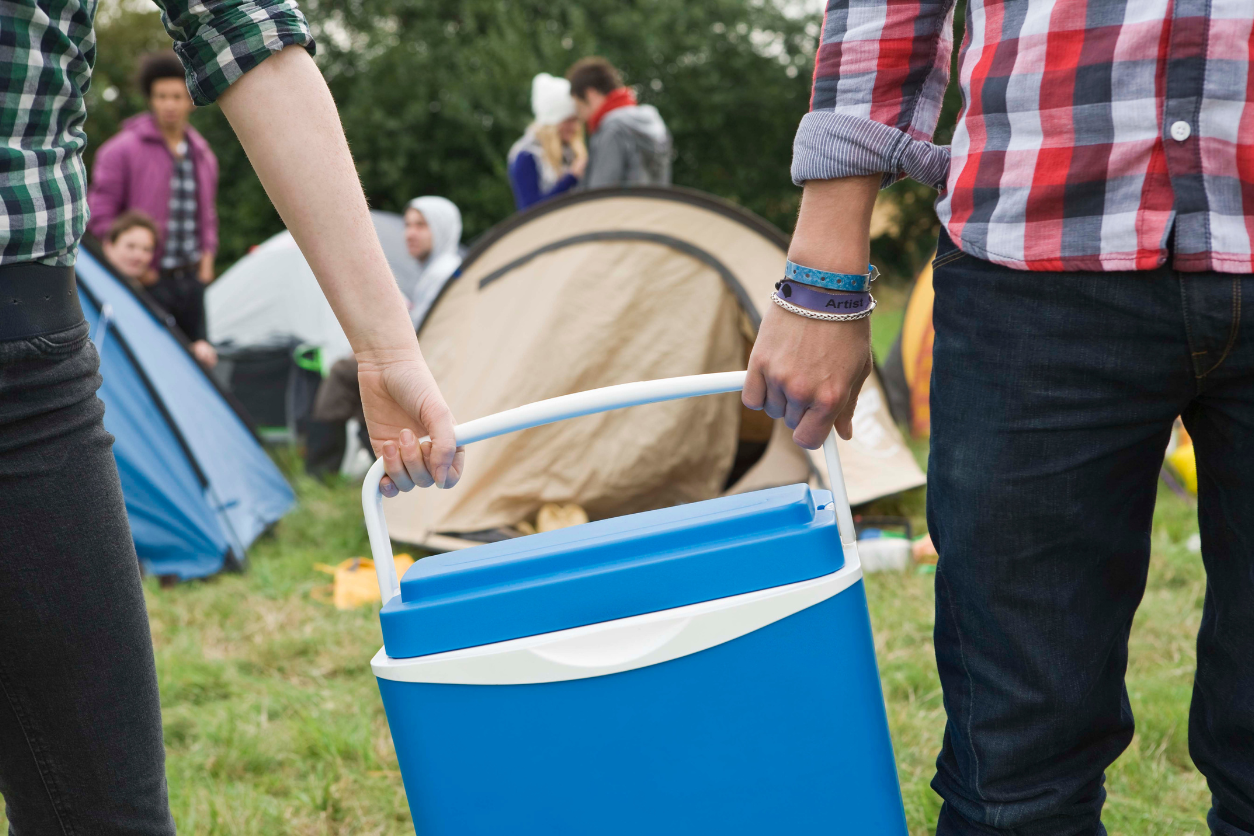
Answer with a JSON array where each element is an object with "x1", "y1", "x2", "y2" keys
[{"x1": 137, "y1": 51, "x2": 186, "y2": 98}]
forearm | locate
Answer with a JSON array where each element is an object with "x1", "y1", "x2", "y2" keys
[
  {"x1": 788, "y1": 175, "x2": 880, "y2": 275},
  {"x1": 217, "y1": 46, "x2": 414, "y2": 356}
]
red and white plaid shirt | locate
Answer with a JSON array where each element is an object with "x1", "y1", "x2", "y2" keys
[{"x1": 792, "y1": 0, "x2": 1254, "y2": 273}]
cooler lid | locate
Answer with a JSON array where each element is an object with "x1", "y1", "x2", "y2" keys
[{"x1": 380, "y1": 484, "x2": 842, "y2": 659}]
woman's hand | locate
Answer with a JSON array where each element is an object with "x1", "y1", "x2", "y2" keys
[
  {"x1": 357, "y1": 348, "x2": 465, "y2": 497},
  {"x1": 219, "y1": 47, "x2": 467, "y2": 496}
]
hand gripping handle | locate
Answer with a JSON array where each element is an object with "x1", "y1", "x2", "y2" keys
[{"x1": 362, "y1": 372, "x2": 857, "y2": 603}]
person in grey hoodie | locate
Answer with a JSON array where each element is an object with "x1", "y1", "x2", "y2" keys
[{"x1": 567, "y1": 57, "x2": 672, "y2": 190}]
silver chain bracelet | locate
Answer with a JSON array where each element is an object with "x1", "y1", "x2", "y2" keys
[{"x1": 771, "y1": 292, "x2": 876, "y2": 322}]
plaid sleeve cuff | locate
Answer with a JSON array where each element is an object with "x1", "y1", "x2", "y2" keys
[
  {"x1": 791, "y1": 111, "x2": 951, "y2": 191},
  {"x1": 170, "y1": 0, "x2": 316, "y2": 106}
]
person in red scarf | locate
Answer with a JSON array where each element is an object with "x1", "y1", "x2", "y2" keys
[{"x1": 566, "y1": 57, "x2": 671, "y2": 190}]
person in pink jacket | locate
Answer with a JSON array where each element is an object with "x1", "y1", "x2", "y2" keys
[{"x1": 88, "y1": 51, "x2": 219, "y2": 346}]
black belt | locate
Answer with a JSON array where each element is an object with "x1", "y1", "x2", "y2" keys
[{"x1": 0, "y1": 262, "x2": 84, "y2": 341}]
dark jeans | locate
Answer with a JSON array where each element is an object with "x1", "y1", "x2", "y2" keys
[
  {"x1": 927, "y1": 231, "x2": 1254, "y2": 835},
  {"x1": 0, "y1": 321, "x2": 174, "y2": 834},
  {"x1": 148, "y1": 266, "x2": 206, "y2": 343}
]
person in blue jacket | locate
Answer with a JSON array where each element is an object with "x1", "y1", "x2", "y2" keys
[{"x1": 508, "y1": 73, "x2": 587, "y2": 211}]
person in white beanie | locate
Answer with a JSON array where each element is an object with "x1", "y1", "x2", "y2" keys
[{"x1": 507, "y1": 73, "x2": 587, "y2": 211}]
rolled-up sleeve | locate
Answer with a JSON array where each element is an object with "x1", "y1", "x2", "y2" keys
[
  {"x1": 154, "y1": 0, "x2": 316, "y2": 106},
  {"x1": 793, "y1": 0, "x2": 955, "y2": 189}
]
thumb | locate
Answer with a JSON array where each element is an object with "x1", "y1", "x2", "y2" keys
[
  {"x1": 420, "y1": 397, "x2": 459, "y2": 488},
  {"x1": 833, "y1": 357, "x2": 872, "y2": 441}
]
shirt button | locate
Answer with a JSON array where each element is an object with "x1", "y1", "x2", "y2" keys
[{"x1": 1170, "y1": 120, "x2": 1192, "y2": 142}]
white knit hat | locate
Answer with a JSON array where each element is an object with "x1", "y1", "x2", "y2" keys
[{"x1": 531, "y1": 73, "x2": 576, "y2": 126}]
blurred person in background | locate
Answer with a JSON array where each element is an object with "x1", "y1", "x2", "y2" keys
[
  {"x1": 88, "y1": 51, "x2": 219, "y2": 355},
  {"x1": 1, "y1": 0, "x2": 462, "y2": 826},
  {"x1": 508, "y1": 73, "x2": 586, "y2": 211},
  {"x1": 100, "y1": 211, "x2": 159, "y2": 287},
  {"x1": 403, "y1": 195, "x2": 464, "y2": 328},
  {"x1": 567, "y1": 57, "x2": 671, "y2": 190},
  {"x1": 100, "y1": 211, "x2": 217, "y2": 368}
]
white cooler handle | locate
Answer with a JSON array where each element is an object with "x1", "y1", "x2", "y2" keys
[{"x1": 362, "y1": 371, "x2": 857, "y2": 603}]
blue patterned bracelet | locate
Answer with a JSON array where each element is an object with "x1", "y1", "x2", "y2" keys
[{"x1": 784, "y1": 260, "x2": 879, "y2": 292}]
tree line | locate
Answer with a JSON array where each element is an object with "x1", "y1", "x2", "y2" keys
[{"x1": 87, "y1": 0, "x2": 962, "y2": 282}]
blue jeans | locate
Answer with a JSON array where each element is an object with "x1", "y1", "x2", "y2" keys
[{"x1": 928, "y1": 231, "x2": 1254, "y2": 836}]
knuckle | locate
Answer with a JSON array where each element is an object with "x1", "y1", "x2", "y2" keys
[{"x1": 781, "y1": 383, "x2": 815, "y2": 407}]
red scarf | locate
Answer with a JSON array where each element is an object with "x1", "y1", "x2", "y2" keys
[{"x1": 587, "y1": 87, "x2": 637, "y2": 134}]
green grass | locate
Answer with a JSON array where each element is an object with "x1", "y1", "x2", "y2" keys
[
  {"x1": 0, "y1": 320, "x2": 1212, "y2": 834},
  {"x1": 871, "y1": 482, "x2": 1210, "y2": 835},
  {"x1": 871, "y1": 281, "x2": 909, "y2": 361},
  {"x1": 147, "y1": 470, "x2": 413, "y2": 835},
  {"x1": 0, "y1": 467, "x2": 1211, "y2": 834}
]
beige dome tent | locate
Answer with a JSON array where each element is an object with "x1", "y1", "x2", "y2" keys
[{"x1": 387, "y1": 187, "x2": 925, "y2": 550}]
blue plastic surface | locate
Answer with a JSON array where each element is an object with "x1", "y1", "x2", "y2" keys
[
  {"x1": 381, "y1": 484, "x2": 842, "y2": 658},
  {"x1": 77, "y1": 249, "x2": 295, "y2": 579},
  {"x1": 378, "y1": 579, "x2": 908, "y2": 835}
]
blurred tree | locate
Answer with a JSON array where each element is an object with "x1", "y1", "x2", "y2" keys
[
  {"x1": 301, "y1": 0, "x2": 819, "y2": 258},
  {"x1": 86, "y1": 1, "x2": 284, "y2": 262},
  {"x1": 87, "y1": 0, "x2": 962, "y2": 283},
  {"x1": 83, "y1": 2, "x2": 172, "y2": 175},
  {"x1": 113, "y1": 0, "x2": 819, "y2": 266}
]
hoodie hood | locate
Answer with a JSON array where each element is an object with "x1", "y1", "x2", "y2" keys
[
  {"x1": 405, "y1": 196, "x2": 463, "y2": 328},
  {"x1": 600, "y1": 104, "x2": 672, "y2": 157}
]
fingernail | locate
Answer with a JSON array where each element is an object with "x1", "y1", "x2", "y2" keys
[
  {"x1": 383, "y1": 441, "x2": 397, "y2": 458},
  {"x1": 400, "y1": 428, "x2": 413, "y2": 447},
  {"x1": 435, "y1": 466, "x2": 448, "y2": 488},
  {"x1": 381, "y1": 482, "x2": 397, "y2": 497}
]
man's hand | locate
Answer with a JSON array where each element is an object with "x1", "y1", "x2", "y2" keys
[
  {"x1": 744, "y1": 303, "x2": 872, "y2": 449},
  {"x1": 198, "y1": 251, "x2": 215, "y2": 284},
  {"x1": 190, "y1": 339, "x2": 218, "y2": 368},
  {"x1": 742, "y1": 174, "x2": 881, "y2": 450},
  {"x1": 357, "y1": 348, "x2": 465, "y2": 497}
]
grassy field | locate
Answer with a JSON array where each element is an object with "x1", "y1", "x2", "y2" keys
[
  {"x1": 1, "y1": 461, "x2": 1212, "y2": 834},
  {"x1": 1, "y1": 298, "x2": 1213, "y2": 833}
]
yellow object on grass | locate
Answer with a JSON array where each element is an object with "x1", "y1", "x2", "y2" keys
[
  {"x1": 312, "y1": 554, "x2": 415, "y2": 610},
  {"x1": 1166, "y1": 440, "x2": 1197, "y2": 495},
  {"x1": 537, "y1": 503, "x2": 588, "y2": 532},
  {"x1": 515, "y1": 503, "x2": 589, "y2": 536}
]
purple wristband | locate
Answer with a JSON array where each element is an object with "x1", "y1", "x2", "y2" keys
[{"x1": 775, "y1": 281, "x2": 873, "y2": 314}]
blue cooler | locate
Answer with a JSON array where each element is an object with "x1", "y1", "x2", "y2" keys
[{"x1": 363, "y1": 373, "x2": 908, "y2": 835}]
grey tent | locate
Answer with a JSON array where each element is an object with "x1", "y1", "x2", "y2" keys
[
  {"x1": 207, "y1": 210, "x2": 422, "y2": 372},
  {"x1": 205, "y1": 211, "x2": 423, "y2": 440},
  {"x1": 385, "y1": 187, "x2": 925, "y2": 550}
]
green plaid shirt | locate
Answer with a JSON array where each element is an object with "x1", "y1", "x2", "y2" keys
[{"x1": 0, "y1": 0, "x2": 314, "y2": 266}]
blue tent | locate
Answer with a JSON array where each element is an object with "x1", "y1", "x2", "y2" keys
[{"x1": 76, "y1": 245, "x2": 295, "y2": 580}]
